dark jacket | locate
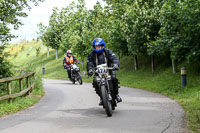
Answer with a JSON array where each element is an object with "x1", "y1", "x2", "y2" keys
[{"x1": 87, "y1": 48, "x2": 120, "y2": 72}]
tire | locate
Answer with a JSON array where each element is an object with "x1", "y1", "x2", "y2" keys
[
  {"x1": 72, "y1": 75, "x2": 75, "y2": 84},
  {"x1": 77, "y1": 72, "x2": 83, "y2": 85},
  {"x1": 100, "y1": 85, "x2": 112, "y2": 117},
  {"x1": 78, "y1": 77, "x2": 82, "y2": 85},
  {"x1": 111, "y1": 91, "x2": 117, "y2": 110}
]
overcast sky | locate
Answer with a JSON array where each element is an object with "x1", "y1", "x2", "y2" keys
[{"x1": 11, "y1": 0, "x2": 105, "y2": 43}]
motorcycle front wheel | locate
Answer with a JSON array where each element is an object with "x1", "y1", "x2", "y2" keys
[{"x1": 100, "y1": 85, "x2": 112, "y2": 117}]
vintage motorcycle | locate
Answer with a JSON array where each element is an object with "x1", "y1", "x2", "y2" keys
[
  {"x1": 71, "y1": 64, "x2": 82, "y2": 85},
  {"x1": 94, "y1": 64, "x2": 117, "y2": 117}
]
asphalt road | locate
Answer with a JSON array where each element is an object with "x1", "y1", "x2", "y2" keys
[{"x1": 0, "y1": 79, "x2": 187, "y2": 133}]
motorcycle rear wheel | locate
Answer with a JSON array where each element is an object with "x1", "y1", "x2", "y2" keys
[
  {"x1": 77, "y1": 72, "x2": 83, "y2": 85},
  {"x1": 101, "y1": 85, "x2": 112, "y2": 117}
]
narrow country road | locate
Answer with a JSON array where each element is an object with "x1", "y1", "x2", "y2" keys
[{"x1": 0, "y1": 79, "x2": 187, "y2": 133}]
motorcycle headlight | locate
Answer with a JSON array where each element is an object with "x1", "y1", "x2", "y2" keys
[{"x1": 107, "y1": 75, "x2": 111, "y2": 80}]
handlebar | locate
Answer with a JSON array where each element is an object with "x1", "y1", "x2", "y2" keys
[{"x1": 95, "y1": 67, "x2": 115, "y2": 71}]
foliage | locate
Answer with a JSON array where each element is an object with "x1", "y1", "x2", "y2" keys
[
  {"x1": 0, "y1": 0, "x2": 43, "y2": 78},
  {"x1": 39, "y1": 0, "x2": 200, "y2": 66},
  {"x1": 0, "y1": 0, "x2": 43, "y2": 43},
  {"x1": 158, "y1": 0, "x2": 200, "y2": 62},
  {"x1": 0, "y1": 46, "x2": 12, "y2": 78},
  {"x1": 36, "y1": 47, "x2": 41, "y2": 57}
]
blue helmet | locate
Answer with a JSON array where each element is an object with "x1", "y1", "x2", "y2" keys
[{"x1": 92, "y1": 38, "x2": 105, "y2": 53}]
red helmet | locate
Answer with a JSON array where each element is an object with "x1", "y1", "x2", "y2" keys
[
  {"x1": 67, "y1": 50, "x2": 72, "y2": 56},
  {"x1": 67, "y1": 50, "x2": 72, "y2": 54}
]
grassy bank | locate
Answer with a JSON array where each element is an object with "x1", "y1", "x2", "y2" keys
[
  {"x1": 0, "y1": 41, "x2": 45, "y2": 117},
  {"x1": 5, "y1": 41, "x2": 200, "y2": 132}
]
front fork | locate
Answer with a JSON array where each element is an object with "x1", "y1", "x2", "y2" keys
[{"x1": 101, "y1": 78, "x2": 112, "y2": 101}]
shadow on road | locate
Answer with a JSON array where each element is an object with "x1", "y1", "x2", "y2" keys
[
  {"x1": 57, "y1": 107, "x2": 116, "y2": 118},
  {"x1": 48, "y1": 82, "x2": 82, "y2": 86}
]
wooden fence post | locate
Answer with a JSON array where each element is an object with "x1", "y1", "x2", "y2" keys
[
  {"x1": 0, "y1": 71, "x2": 35, "y2": 102},
  {"x1": 134, "y1": 55, "x2": 138, "y2": 71},
  {"x1": 7, "y1": 81, "x2": 12, "y2": 103},
  {"x1": 19, "y1": 79, "x2": 22, "y2": 92},
  {"x1": 26, "y1": 77, "x2": 30, "y2": 95},
  {"x1": 152, "y1": 55, "x2": 155, "y2": 74}
]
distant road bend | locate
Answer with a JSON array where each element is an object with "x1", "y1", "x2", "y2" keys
[{"x1": 0, "y1": 79, "x2": 187, "y2": 133}]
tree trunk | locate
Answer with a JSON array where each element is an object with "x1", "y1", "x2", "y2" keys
[
  {"x1": 172, "y1": 59, "x2": 177, "y2": 74},
  {"x1": 56, "y1": 48, "x2": 58, "y2": 59},
  {"x1": 118, "y1": 52, "x2": 120, "y2": 60},
  {"x1": 47, "y1": 47, "x2": 49, "y2": 57},
  {"x1": 81, "y1": 56, "x2": 84, "y2": 70},
  {"x1": 152, "y1": 55, "x2": 155, "y2": 73},
  {"x1": 134, "y1": 55, "x2": 138, "y2": 71}
]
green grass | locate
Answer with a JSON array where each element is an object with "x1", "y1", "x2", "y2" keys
[
  {"x1": 0, "y1": 73, "x2": 44, "y2": 117},
  {"x1": 118, "y1": 57, "x2": 200, "y2": 132},
  {"x1": 4, "y1": 41, "x2": 200, "y2": 132},
  {"x1": 0, "y1": 87, "x2": 44, "y2": 117}
]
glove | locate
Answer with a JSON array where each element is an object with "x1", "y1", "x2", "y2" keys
[
  {"x1": 88, "y1": 69, "x2": 93, "y2": 77},
  {"x1": 64, "y1": 65, "x2": 67, "y2": 69},
  {"x1": 77, "y1": 62, "x2": 81, "y2": 64},
  {"x1": 113, "y1": 64, "x2": 119, "y2": 70}
]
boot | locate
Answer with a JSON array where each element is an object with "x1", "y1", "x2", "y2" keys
[{"x1": 116, "y1": 94, "x2": 122, "y2": 103}]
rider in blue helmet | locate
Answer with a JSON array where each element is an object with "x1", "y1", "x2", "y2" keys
[
  {"x1": 92, "y1": 38, "x2": 105, "y2": 53},
  {"x1": 87, "y1": 38, "x2": 122, "y2": 105}
]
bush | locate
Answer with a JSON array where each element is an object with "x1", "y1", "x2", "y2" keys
[{"x1": 0, "y1": 46, "x2": 13, "y2": 78}]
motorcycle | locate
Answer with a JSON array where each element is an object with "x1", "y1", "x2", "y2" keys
[
  {"x1": 71, "y1": 64, "x2": 82, "y2": 85},
  {"x1": 93, "y1": 64, "x2": 117, "y2": 117}
]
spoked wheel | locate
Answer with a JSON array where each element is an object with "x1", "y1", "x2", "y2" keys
[
  {"x1": 111, "y1": 91, "x2": 117, "y2": 110},
  {"x1": 77, "y1": 72, "x2": 82, "y2": 85},
  {"x1": 71, "y1": 75, "x2": 75, "y2": 84},
  {"x1": 72, "y1": 79, "x2": 75, "y2": 84},
  {"x1": 101, "y1": 85, "x2": 112, "y2": 117}
]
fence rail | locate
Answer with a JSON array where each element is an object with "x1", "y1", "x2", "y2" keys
[{"x1": 0, "y1": 71, "x2": 36, "y2": 102}]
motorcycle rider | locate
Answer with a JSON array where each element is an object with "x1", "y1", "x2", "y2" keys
[
  {"x1": 87, "y1": 38, "x2": 122, "y2": 105},
  {"x1": 63, "y1": 50, "x2": 80, "y2": 81}
]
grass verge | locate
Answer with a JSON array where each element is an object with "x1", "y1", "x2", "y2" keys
[{"x1": 0, "y1": 74, "x2": 44, "y2": 117}]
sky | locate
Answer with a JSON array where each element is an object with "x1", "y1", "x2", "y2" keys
[{"x1": 10, "y1": 0, "x2": 105, "y2": 43}]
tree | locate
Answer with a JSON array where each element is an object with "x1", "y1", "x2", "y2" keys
[
  {"x1": 0, "y1": 0, "x2": 42, "y2": 78},
  {"x1": 37, "y1": 8, "x2": 63, "y2": 59},
  {"x1": 0, "y1": 45, "x2": 12, "y2": 78},
  {"x1": 157, "y1": 0, "x2": 200, "y2": 73},
  {"x1": 68, "y1": 0, "x2": 89, "y2": 69},
  {"x1": 104, "y1": 0, "x2": 129, "y2": 59},
  {"x1": 0, "y1": 0, "x2": 43, "y2": 43}
]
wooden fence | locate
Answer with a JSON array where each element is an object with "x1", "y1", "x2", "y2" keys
[{"x1": 0, "y1": 71, "x2": 36, "y2": 102}]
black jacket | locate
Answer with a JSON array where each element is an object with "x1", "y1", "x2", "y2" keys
[{"x1": 87, "y1": 48, "x2": 120, "y2": 72}]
